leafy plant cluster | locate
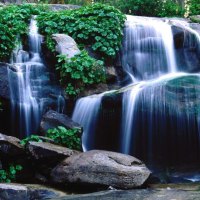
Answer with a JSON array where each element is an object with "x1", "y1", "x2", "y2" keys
[
  {"x1": 0, "y1": 4, "x2": 48, "y2": 61},
  {"x1": 37, "y1": 3, "x2": 126, "y2": 58},
  {"x1": 20, "y1": 134, "x2": 43, "y2": 146},
  {"x1": 0, "y1": 164, "x2": 23, "y2": 183},
  {"x1": 46, "y1": 126, "x2": 82, "y2": 151},
  {"x1": 20, "y1": 126, "x2": 82, "y2": 151},
  {"x1": 188, "y1": 0, "x2": 200, "y2": 16},
  {"x1": 57, "y1": 50, "x2": 105, "y2": 96}
]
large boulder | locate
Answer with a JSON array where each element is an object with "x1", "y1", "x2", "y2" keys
[
  {"x1": 0, "y1": 63, "x2": 10, "y2": 100},
  {"x1": 40, "y1": 110, "x2": 82, "y2": 135},
  {"x1": 52, "y1": 34, "x2": 80, "y2": 59},
  {"x1": 0, "y1": 133, "x2": 24, "y2": 157},
  {"x1": 51, "y1": 150, "x2": 151, "y2": 189},
  {"x1": 0, "y1": 183, "x2": 67, "y2": 200},
  {"x1": 27, "y1": 141, "x2": 80, "y2": 163}
]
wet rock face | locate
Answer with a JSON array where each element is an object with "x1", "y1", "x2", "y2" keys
[
  {"x1": 164, "y1": 75, "x2": 200, "y2": 113},
  {"x1": 40, "y1": 110, "x2": 82, "y2": 135},
  {"x1": 0, "y1": 63, "x2": 10, "y2": 100},
  {"x1": 51, "y1": 150, "x2": 151, "y2": 189},
  {"x1": 172, "y1": 26, "x2": 185, "y2": 49}
]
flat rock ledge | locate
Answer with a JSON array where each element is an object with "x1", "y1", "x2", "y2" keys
[
  {"x1": 0, "y1": 183, "x2": 67, "y2": 200},
  {"x1": 51, "y1": 150, "x2": 151, "y2": 189},
  {"x1": 27, "y1": 141, "x2": 80, "y2": 161}
]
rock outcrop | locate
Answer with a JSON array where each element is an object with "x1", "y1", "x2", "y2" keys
[
  {"x1": 27, "y1": 141, "x2": 79, "y2": 163},
  {"x1": 0, "y1": 133, "x2": 24, "y2": 157},
  {"x1": 0, "y1": 63, "x2": 10, "y2": 100},
  {"x1": 51, "y1": 150, "x2": 151, "y2": 189},
  {"x1": 52, "y1": 34, "x2": 80, "y2": 59},
  {"x1": 40, "y1": 110, "x2": 82, "y2": 135}
]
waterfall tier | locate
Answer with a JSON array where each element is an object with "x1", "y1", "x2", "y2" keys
[
  {"x1": 8, "y1": 17, "x2": 64, "y2": 137},
  {"x1": 72, "y1": 16, "x2": 200, "y2": 169}
]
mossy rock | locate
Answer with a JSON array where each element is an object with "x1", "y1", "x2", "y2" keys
[{"x1": 190, "y1": 15, "x2": 200, "y2": 23}]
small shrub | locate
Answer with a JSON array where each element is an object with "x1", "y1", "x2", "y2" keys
[
  {"x1": 57, "y1": 50, "x2": 105, "y2": 96},
  {"x1": 0, "y1": 165, "x2": 23, "y2": 183},
  {"x1": 46, "y1": 126, "x2": 82, "y2": 151}
]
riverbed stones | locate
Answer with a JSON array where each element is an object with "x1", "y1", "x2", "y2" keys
[
  {"x1": 40, "y1": 110, "x2": 82, "y2": 135},
  {"x1": 52, "y1": 34, "x2": 80, "y2": 59},
  {"x1": 51, "y1": 150, "x2": 151, "y2": 189}
]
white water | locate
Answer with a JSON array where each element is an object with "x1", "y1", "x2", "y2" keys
[
  {"x1": 71, "y1": 16, "x2": 200, "y2": 164},
  {"x1": 120, "y1": 16, "x2": 181, "y2": 154},
  {"x1": 8, "y1": 17, "x2": 64, "y2": 137},
  {"x1": 122, "y1": 16, "x2": 178, "y2": 81},
  {"x1": 72, "y1": 95, "x2": 103, "y2": 151}
]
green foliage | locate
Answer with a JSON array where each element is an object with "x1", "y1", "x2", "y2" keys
[
  {"x1": 158, "y1": 0, "x2": 185, "y2": 17},
  {"x1": 0, "y1": 165, "x2": 23, "y2": 183},
  {"x1": 188, "y1": 0, "x2": 200, "y2": 15},
  {"x1": 94, "y1": 0, "x2": 185, "y2": 17},
  {"x1": 57, "y1": 50, "x2": 105, "y2": 96},
  {"x1": 20, "y1": 134, "x2": 43, "y2": 146},
  {"x1": 190, "y1": 15, "x2": 200, "y2": 23},
  {"x1": 46, "y1": 126, "x2": 82, "y2": 150},
  {"x1": 37, "y1": 3, "x2": 126, "y2": 58},
  {"x1": 0, "y1": 4, "x2": 48, "y2": 61}
]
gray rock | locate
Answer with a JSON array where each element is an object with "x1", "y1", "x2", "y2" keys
[
  {"x1": 52, "y1": 34, "x2": 80, "y2": 59},
  {"x1": 0, "y1": 133, "x2": 24, "y2": 156},
  {"x1": 80, "y1": 83, "x2": 109, "y2": 97},
  {"x1": 40, "y1": 110, "x2": 82, "y2": 135},
  {"x1": 51, "y1": 150, "x2": 151, "y2": 189},
  {"x1": 27, "y1": 141, "x2": 79, "y2": 161},
  {"x1": 48, "y1": 4, "x2": 81, "y2": 11},
  {"x1": 0, "y1": 63, "x2": 10, "y2": 100},
  {"x1": 0, "y1": 183, "x2": 67, "y2": 200}
]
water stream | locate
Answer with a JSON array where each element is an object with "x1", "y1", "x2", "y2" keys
[
  {"x1": 72, "y1": 16, "x2": 200, "y2": 171},
  {"x1": 8, "y1": 17, "x2": 64, "y2": 137}
]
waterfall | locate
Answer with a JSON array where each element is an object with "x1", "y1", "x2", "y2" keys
[
  {"x1": 8, "y1": 17, "x2": 64, "y2": 137},
  {"x1": 72, "y1": 95, "x2": 103, "y2": 151},
  {"x1": 71, "y1": 15, "x2": 200, "y2": 169},
  {"x1": 122, "y1": 16, "x2": 178, "y2": 81}
]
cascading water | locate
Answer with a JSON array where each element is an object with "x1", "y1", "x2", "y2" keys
[
  {"x1": 8, "y1": 17, "x2": 64, "y2": 137},
  {"x1": 72, "y1": 15, "x2": 200, "y2": 176},
  {"x1": 122, "y1": 16, "x2": 178, "y2": 81},
  {"x1": 120, "y1": 17, "x2": 200, "y2": 165},
  {"x1": 72, "y1": 95, "x2": 103, "y2": 151}
]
